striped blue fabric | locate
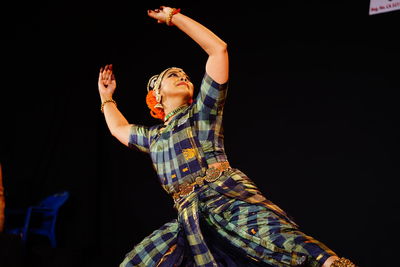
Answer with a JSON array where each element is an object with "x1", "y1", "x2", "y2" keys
[
  {"x1": 122, "y1": 73, "x2": 337, "y2": 266},
  {"x1": 128, "y1": 73, "x2": 228, "y2": 193}
]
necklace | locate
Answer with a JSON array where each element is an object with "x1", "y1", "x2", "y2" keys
[{"x1": 164, "y1": 105, "x2": 188, "y2": 122}]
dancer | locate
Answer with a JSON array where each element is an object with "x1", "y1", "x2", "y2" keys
[{"x1": 98, "y1": 6, "x2": 357, "y2": 267}]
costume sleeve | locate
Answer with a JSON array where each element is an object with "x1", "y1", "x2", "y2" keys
[
  {"x1": 194, "y1": 72, "x2": 228, "y2": 114},
  {"x1": 128, "y1": 125, "x2": 151, "y2": 153}
]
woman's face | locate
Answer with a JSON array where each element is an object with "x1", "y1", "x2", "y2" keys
[{"x1": 160, "y1": 68, "x2": 194, "y2": 102}]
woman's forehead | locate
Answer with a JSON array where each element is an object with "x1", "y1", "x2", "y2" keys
[{"x1": 166, "y1": 68, "x2": 186, "y2": 75}]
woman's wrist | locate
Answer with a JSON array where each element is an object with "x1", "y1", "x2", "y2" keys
[
  {"x1": 166, "y1": 8, "x2": 181, "y2": 26},
  {"x1": 100, "y1": 99, "x2": 117, "y2": 113},
  {"x1": 100, "y1": 94, "x2": 113, "y2": 102}
]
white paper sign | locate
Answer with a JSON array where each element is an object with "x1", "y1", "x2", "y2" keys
[{"x1": 370, "y1": 0, "x2": 400, "y2": 15}]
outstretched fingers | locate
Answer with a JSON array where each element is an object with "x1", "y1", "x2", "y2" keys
[{"x1": 99, "y1": 64, "x2": 113, "y2": 86}]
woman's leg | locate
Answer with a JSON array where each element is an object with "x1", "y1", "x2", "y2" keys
[{"x1": 204, "y1": 197, "x2": 355, "y2": 266}]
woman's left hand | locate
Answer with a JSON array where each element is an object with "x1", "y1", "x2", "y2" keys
[
  {"x1": 147, "y1": 6, "x2": 174, "y2": 24},
  {"x1": 98, "y1": 64, "x2": 116, "y2": 100}
]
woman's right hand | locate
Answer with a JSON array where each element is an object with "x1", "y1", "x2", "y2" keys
[
  {"x1": 98, "y1": 64, "x2": 117, "y2": 100},
  {"x1": 147, "y1": 6, "x2": 174, "y2": 24}
]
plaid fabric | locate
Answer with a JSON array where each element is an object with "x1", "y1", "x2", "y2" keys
[
  {"x1": 199, "y1": 173, "x2": 337, "y2": 266},
  {"x1": 120, "y1": 178, "x2": 336, "y2": 267},
  {"x1": 128, "y1": 73, "x2": 228, "y2": 194},
  {"x1": 124, "y1": 73, "x2": 336, "y2": 266}
]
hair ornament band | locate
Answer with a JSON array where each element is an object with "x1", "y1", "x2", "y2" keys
[{"x1": 146, "y1": 67, "x2": 181, "y2": 92}]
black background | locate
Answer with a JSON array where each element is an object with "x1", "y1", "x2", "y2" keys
[{"x1": 1, "y1": 0, "x2": 399, "y2": 266}]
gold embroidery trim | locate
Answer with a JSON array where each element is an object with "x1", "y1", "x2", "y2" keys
[{"x1": 182, "y1": 148, "x2": 196, "y2": 160}]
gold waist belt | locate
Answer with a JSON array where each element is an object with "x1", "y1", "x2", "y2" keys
[{"x1": 172, "y1": 161, "x2": 231, "y2": 203}]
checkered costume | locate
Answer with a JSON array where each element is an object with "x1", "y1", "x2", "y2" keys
[{"x1": 121, "y1": 73, "x2": 336, "y2": 266}]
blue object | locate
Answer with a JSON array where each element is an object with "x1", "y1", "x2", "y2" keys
[{"x1": 5, "y1": 191, "x2": 69, "y2": 247}]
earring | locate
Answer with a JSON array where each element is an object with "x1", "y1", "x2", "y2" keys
[
  {"x1": 154, "y1": 90, "x2": 163, "y2": 109},
  {"x1": 155, "y1": 90, "x2": 161, "y2": 102}
]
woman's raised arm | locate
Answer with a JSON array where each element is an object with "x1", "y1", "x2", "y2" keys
[
  {"x1": 98, "y1": 64, "x2": 132, "y2": 147},
  {"x1": 147, "y1": 7, "x2": 229, "y2": 84}
]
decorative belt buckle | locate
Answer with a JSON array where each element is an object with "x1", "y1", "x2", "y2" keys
[
  {"x1": 195, "y1": 176, "x2": 205, "y2": 186},
  {"x1": 204, "y1": 167, "x2": 222, "y2": 183},
  {"x1": 177, "y1": 183, "x2": 194, "y2": 197}
]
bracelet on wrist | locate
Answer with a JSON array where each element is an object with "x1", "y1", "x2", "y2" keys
[
  {"x1": 100, "y1": 99, "x2": 117, "y2": 113},
  {"x1": 166, "y1": 8, "x2": 181, "y2": 26}
]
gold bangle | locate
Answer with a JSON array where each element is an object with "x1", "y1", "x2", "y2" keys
[
  {"x1": 100, "y1": 99, "x2": 117, "y2": 113},
  {"x1": 166, "y1": 8, "x2": 179, "y2": 26}
]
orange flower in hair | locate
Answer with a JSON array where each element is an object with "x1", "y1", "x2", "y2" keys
[{"x1": 146, "y1": 91, "x2": 165, "y2": 120}]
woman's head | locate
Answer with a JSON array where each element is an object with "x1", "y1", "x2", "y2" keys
[{"x1": 146, "y1": 67, "x2": 194, "y2": 120}]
